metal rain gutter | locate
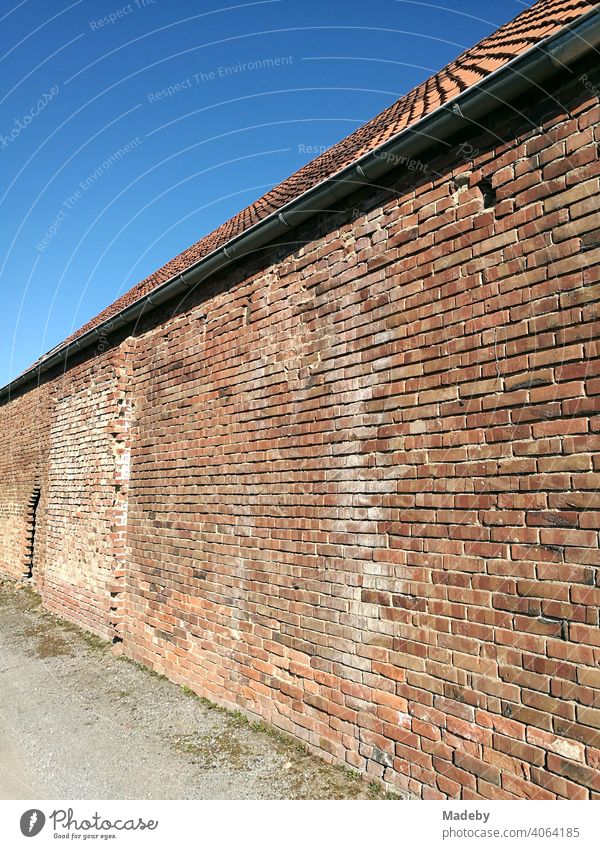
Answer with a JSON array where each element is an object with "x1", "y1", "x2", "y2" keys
[{"x1": 3, "y1": 6, "x2": 600, "y2": 402}]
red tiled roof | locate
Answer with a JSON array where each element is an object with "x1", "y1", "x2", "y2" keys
[{"x1": 52, "y1": 0, "x2": 599, "y2": 354}]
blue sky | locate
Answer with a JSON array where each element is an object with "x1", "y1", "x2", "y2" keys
[{"x1": 0, "y1": 0, "x2": 533, "y2": 386}]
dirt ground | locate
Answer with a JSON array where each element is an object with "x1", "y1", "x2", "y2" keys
[{"x1": 0, "y1": 580, "x2": 398, "y2": 800}]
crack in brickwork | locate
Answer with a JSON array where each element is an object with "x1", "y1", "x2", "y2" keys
[{"x1": 23, "y1": 485, "x2": 41, "y2": 579}]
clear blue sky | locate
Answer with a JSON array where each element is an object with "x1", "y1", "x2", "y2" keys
[{"x1": 0, "y1": 0, "x2": 533, "y2": 386}]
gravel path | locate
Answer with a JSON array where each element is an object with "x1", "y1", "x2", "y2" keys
[{"x1": 0, "y1": 581, "x2": 394, "y2": 800}]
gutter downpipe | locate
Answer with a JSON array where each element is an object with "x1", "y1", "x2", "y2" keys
[{"x1": 2, "y1": 7, "x2": 599, "y2": 402}]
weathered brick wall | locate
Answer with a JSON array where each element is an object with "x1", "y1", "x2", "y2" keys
[
  {"x1": 1, "y1": 57, "x2": 599, "y2": 799},
  {"x1": 0, "y1": 347, "x2": 130, "y2": 639},
  {"x1": 122, "y1": 60, "x2": 600, "y2": 799},
  {"x1": 0, "y1": 382, "x2": 51, "y2": 581}
]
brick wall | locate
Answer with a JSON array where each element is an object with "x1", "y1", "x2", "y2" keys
[
  {"x1": 0, "y1": 381, "x2": 50, "y2": 582},
  {"x1": 1, "y1": 57, "x2": 599, "y2": 799},
  {"x1": 0, "y1": 346, "x2": 131, "y2": 639}
]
